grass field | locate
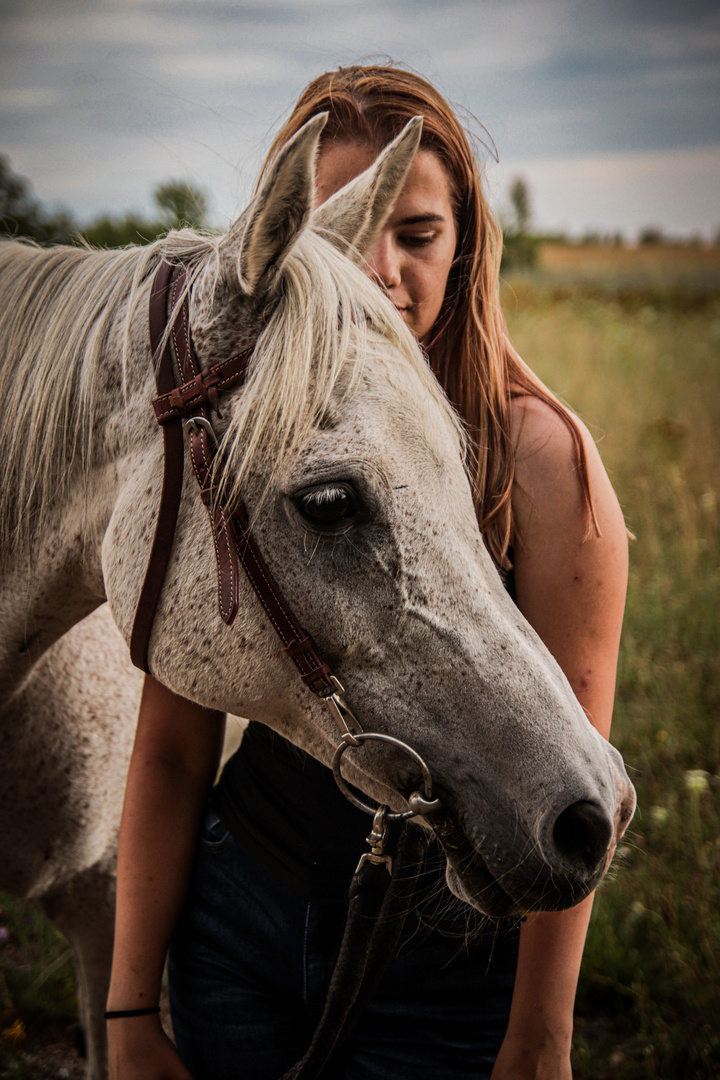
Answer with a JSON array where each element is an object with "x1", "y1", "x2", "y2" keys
[
  {"x1": 503, "y1": 248, "x2": 720, "y2": 1079},
  {"x1": 516, "y1": 241, "x2": 720, "y2": 303},
  {"x1": 2, "y1": 244, "x2": 719, "y2": 1077}
]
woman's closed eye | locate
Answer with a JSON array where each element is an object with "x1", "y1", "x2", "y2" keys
[{"x1": 400, "y1": 231, "x2": 437, "y2": 248}]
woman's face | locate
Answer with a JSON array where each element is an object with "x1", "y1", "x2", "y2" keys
[{"x1": 315, "y1": 141, "x2": 457, "y2": 343}]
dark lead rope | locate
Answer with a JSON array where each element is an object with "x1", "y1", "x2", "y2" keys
[{"x1": 281, "y1": 821, "x2": 426, "y2": 1080}]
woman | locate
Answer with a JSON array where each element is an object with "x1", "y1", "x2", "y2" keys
[{"x1": 107, "y1": 66, "x2": 628, "y2": 1080}]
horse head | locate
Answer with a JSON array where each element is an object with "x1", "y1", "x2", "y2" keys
[{"x1": 98, "y1": 117, "x2": 635, "y2": 916}]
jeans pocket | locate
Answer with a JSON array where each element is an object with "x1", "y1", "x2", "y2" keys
[{"x1": 198, "y1": 807, "x2": 234, "y2": 853}]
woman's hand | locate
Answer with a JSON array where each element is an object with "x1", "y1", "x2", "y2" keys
[{"x1": 108, "y1": 1014, "x2": 194, "y2": 1080}]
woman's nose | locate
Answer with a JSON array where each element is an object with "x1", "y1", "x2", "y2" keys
[{"x1": 366, "y1": 235, "x2": 401, "y2": 289}]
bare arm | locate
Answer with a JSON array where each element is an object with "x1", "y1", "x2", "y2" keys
[
  {"x1": 107, "y1": 674, "x2": 225, "y2": 1080},
  {"x1": 492, "y1": 396, "x2": 628, "y2": 1079}
]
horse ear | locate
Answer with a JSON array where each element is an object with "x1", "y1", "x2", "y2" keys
[
  {"x1": 312, "y1": 116, "x2": 423, "y2": 260},
  {"x1": 225, "y1": 112, "x2": 328, "y2": 295}
]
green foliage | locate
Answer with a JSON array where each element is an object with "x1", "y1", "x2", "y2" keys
[
  {"x1": 154, "y1": 180, "x2": 208, "y2": 229},
  {"x1": 502, "y1": 174, "x2": 538, "y2": 271},
  {"x1": 79, "y1": 211, "x2": 166, "y2": 248},
  {"x1": 0, "y1": 895, "x2": 76, "y2": 1021},
  {"x1": 638, "y1": 226, "x2": 665, "y2": 246},
  {"x1": 0, "y1": 156, "x2": 76, "y2": 244},
  {"x1": 0, "y1": 893, "x2": 78, "y2": 1075},
  {"x1": 79, "y1": 179, "x2": 209, "y2": 248},
  {"x1": 502, "y1": 230, "x2": 539, "y2": 271},
  {"x1": 504, "y1": 270, "x2": 720, "y2": 1078},
  {"x1": 0, "y1": 157, "x2": 210, "y2": 249},
  {"x1": 80, "y1": 213, "x2": 167, "y2": 248}
]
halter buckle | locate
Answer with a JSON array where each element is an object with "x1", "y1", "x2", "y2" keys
[{"x1": 183, "y1": 415, "x2": 218, "y2": 449}]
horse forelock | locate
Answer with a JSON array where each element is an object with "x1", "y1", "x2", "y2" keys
[
  {"x1": 0, "y1": 225, "x2": 464, "y2": 563},
  {"x1": 214, "y1": 227, "x2": 466, "y2": 513}
]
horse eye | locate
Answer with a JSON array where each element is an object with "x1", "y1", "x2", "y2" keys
[{"x1": 296, "y1": 485, "x2": 356, "y2": 525}]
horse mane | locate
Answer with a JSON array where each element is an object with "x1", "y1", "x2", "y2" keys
[
  {"x1": 0, "y1": 233, "x2": 203, "y2": 558},
  {"x1": 0, "y1": 228, "x2": 463, "y2": 561}
]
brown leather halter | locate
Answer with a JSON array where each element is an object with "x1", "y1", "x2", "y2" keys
[
  {"x1": 130, "y1": 260, "x2": 350, "y2": 710},
  {"x1": 129, "y1": 257, "x2": 443, "y2": 812}
]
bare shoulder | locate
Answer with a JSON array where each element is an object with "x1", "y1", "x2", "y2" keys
[
  {"x1": 508, "y1": 395, "x2": 628, "y2": 734},
  {"x1": 509, "y1": 393, "x2": 623, "y2": 547}
]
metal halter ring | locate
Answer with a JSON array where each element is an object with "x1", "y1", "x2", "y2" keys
[{"x1": 332, "y1": 731, "x2": 441, "y2": 820}]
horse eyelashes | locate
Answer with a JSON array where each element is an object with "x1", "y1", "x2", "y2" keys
[{"x1": 298, "y1": 484, "x2": 356, "y2": 524}]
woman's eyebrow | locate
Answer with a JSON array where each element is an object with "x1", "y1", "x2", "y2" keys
[{"x1": 397, "y1": 213, "x2": 445, "y2": 226}]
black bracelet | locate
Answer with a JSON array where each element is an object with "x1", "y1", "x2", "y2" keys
[{"x1": 105, "y1": 1005, "x2": 160, "y2": 1019}]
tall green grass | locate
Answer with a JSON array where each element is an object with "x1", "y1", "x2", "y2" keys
[
  {"x1": 0, "y1": 894, "x2": 78, "y2": 1075},
  {"x1": 504, "y1": 284, "x2": 720, "y2": 1079}
]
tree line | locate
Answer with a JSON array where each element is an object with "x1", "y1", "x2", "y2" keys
[
  {"x1": 1, "y1": 153, "x2": 542, "y2": 267},
  {"x1": 7, "y1": 153, "x2": 700, "y2": 265},
  {"x1": 0, "y1": 155, "x2": 208, "y2": 247}
]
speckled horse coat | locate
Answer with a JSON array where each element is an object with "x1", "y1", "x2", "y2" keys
[{"x1": 0, "y1": 118, "x2": 635, "y2": 1079}]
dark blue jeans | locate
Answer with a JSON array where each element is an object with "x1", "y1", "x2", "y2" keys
[{"x1": 168, "y1": 806, "x2": 519, "y2": 1080}]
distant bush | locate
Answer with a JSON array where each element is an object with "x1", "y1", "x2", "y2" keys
[
  {"x1": 154, "y1": 181, "x2": 208, "y2": 230},
  {"x1": 638, "y1": 226, "x2": 665, "y2": 246},
  {"x1": 80, "y1": 212, "x2": 166, "y2": 248},
  {"x1": 0, "y1": 157, "x2": 209, "y2": 249},
  {"x1": 501, "y1": 174, "x2": 538, "y2": 270},
  {"x1": 80, "y1": 181, "x2": 209, "y2": 248},
  {"x1": 0, "y1": 156, "x2": 77, "y2": 244},
  {"x1": 501, "y1": 229, "x2": 539, "y2": 270}
]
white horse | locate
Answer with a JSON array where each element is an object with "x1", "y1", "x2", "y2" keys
[{"x1": 0, "y1": 118, "x2": 635, "y2": 1079}]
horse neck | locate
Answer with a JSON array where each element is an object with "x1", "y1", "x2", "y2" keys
[
  {"x1": 0, "y1": 431, "x2": 136, "y2": 681},
  {"x1": 0, "y1": 289, "x2": 156, "y2": 691}
]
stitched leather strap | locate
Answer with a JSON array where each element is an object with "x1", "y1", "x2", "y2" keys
[
  {"x1": 168, "y1": 270, "x2": 242, "y2": 627},
  {"x1": 153, "y1": 347, "x2": 254, "y2": 423},
  {"x1": 129, "y1": 261, "x2": 184, "y2": 672},
  {"x1": 173, "y1": 273, "x2": 335, "y2": 692},
  {"x1": 228, "y1": 505, "x2": 334, "y2": 696},
  {"x1": 130, "y1": 260, "x2": 336, "y2": 697}
]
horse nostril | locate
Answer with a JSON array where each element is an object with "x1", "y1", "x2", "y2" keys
[{"x1": 552, "y1": 800, "x2": 613, "y2": 873}]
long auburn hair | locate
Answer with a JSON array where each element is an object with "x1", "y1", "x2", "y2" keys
[{"x1": 262, "y1": 64, "x2": 595, "y2": 568}]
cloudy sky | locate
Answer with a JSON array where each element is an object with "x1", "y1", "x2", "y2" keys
[{"x1": 1, "y1": 0, "x2": 718, "y2": 239}]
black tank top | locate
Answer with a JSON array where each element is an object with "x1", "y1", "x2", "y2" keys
[{"x1": 213, "y1": 564, "x2": 516, "y2": 902}]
